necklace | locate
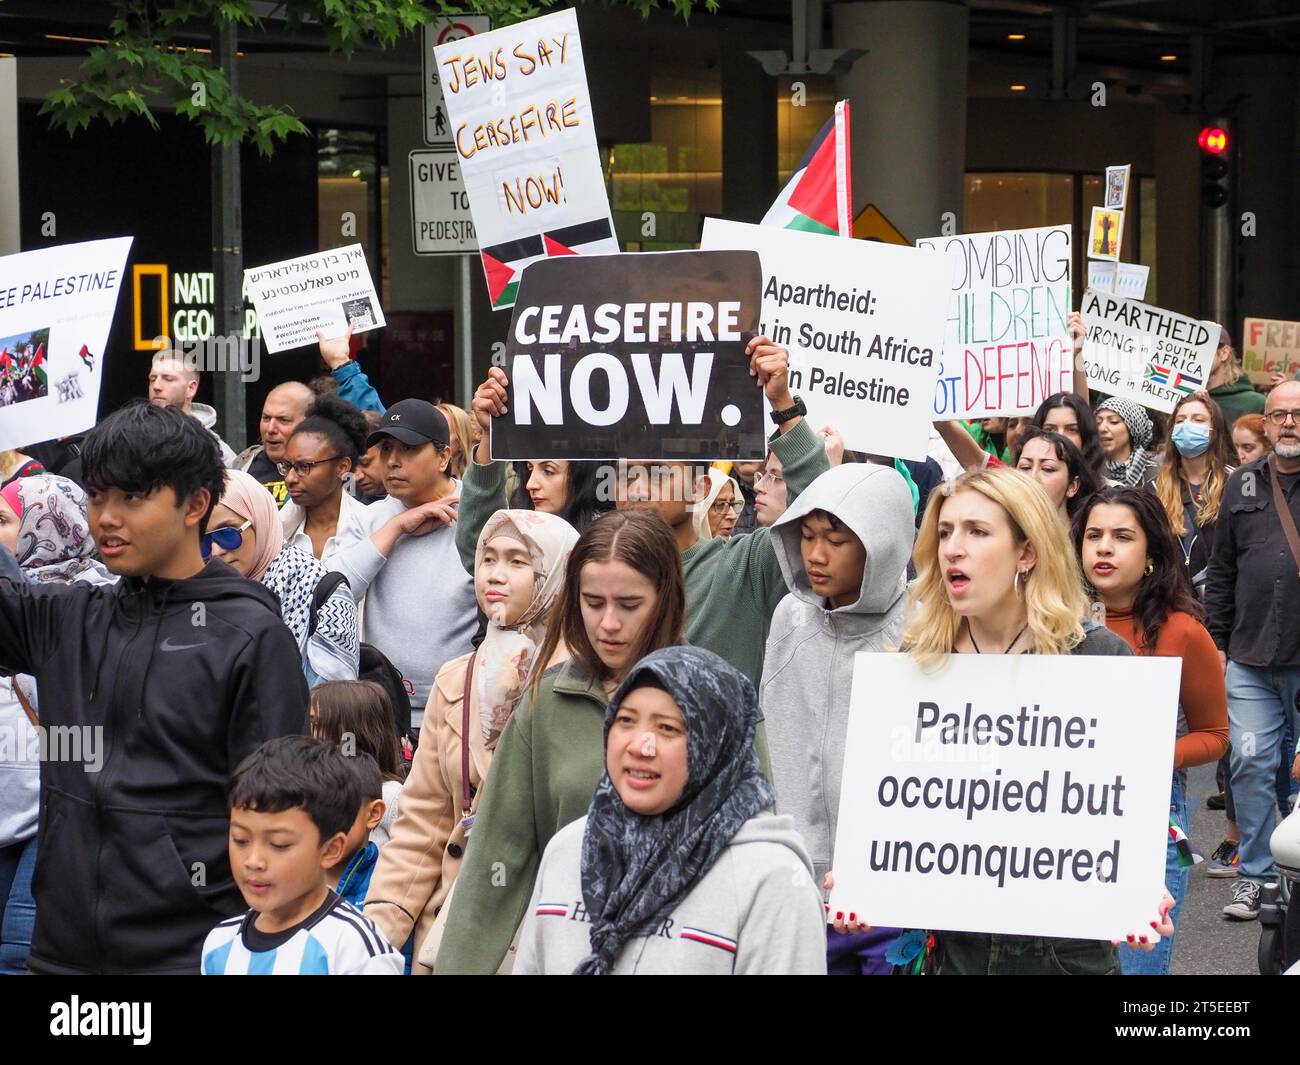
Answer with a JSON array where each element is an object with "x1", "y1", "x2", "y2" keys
[{"x1": 967, "y1": 618, "x2": 1029, "y2": 655}]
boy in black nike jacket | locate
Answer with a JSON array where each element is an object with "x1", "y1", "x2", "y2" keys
[{"x1": 0, "y1": 403, "x2": 309, "y2": 974}]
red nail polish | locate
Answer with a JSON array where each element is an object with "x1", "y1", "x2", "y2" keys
[
  {"x1": 1139, "y1": 936, "x2": 1149, "y2": 945},
  {"x1": 849, "y1": 912, "x2": 857, "y2": 923},
  {"x1": 836, "y1": 912, "x2": 844, "y2": 921},
  {"x1": 1126, "y1": 935, "x2": 1135, "y2": 943},
  {"x1": 1150, "y1": 921, "x2": 1159, "y2": 929}
]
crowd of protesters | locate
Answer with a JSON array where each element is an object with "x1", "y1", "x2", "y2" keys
[{"x1": 0, "y1": 313, "x2": 1295, "y2": 978}]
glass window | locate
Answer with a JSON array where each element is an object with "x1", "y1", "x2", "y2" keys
[{"x1": 777, "y1": 76, "x2": 835, "y2": 184}]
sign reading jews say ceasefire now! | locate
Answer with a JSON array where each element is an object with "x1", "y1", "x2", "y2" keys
[
  {"x1": 916, "y1": 225, "x2": 1073, "y2": 420},
  {"x1": 1080, "y1": 289, "x2": 1218, "y2": 415},
  {"x1": 491, "y1": 250, "x2": 765, "y2": 462},
  {"x1": 433, "y1": 8, "x2": 619, "y2": 311},
  {"x1": 828, "y1": 653, "x2": 1180, "y2": 943},
  {"x1": 699, "y1": 218, "x2": 950, "y2": 462}
]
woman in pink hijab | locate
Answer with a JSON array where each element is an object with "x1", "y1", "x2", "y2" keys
[{"x1": 208, "y1": 469, "x2": 359, "y2": 686}]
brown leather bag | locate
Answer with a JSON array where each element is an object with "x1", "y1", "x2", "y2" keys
[{"x1": 1270, "y1": 455, "x2": 1300, "y2": 579}]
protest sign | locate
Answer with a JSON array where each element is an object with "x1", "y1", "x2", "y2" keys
[
  {"x1": 1087, "y1": 261, "x2": 1149, "y2": 302},
  {"x1": 1243, "y1": 316, "x2": 1300, "y2": 384},
  {"x1": 0, "y1": 237, "x2": 132, "y2": 450},
  {"x1": 1080, "y1": 289, "x2": 1218, "y2": 414},
  {"x1": 491, "y1": 249, "x2": 765, "y2": 461},
  {"x1": 409, "y1": 149, "x2": 477, "y2": 255},
  {"x1": 917, "y1": 225, "x2": 1072, "y2": 420},
  {"x1": 827, "y1": 653, "x2": 1179, "y2": 941},
  {"x1": 434, "y1": 8, "x2": 618, "y2": 311},
  {"x1": 700, "y1": 217, "x2": 949, "y2": 462},
  {"x1": 244, "y1": 245, "x2": 385, "y2": 355},
  {"x1": 1104, "y1": 164, "x2": 1131, "y2": 210},
  {"x1": 1088, "y1": 206, "x2": 1122, "y2": 262}
]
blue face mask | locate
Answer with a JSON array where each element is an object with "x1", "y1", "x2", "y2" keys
[{"x1": 1172, "y1": 422, "x2": 1212, "y2": 458}]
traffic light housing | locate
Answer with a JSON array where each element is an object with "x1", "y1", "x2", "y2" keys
[{"x1": 1198, "y1": 126, "x2": 1230, "y2": 209}]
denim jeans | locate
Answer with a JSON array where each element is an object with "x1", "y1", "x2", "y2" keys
[
  {"x1": 1120, "y1": 774, "x2": 1187, "y2": 976},
  {"x1": 1227, "y1": 662, "x2": 1300, "y2": 883},
  {"x1": 937, "y1": 932, "x2": 1118, "y2": 975},
  {"x1": 0, "y1": 836, "x2": 37, "y2": 975}
]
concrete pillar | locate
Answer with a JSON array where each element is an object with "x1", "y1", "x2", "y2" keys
[
  {"x1": 722, "y1": 42, "x2": 777, "y2": 225},
  {"x1": 832, "y1": 1, "x2": 968, "y2": 241},
  {"x1": 1217, "y1": 54, "x2": 1300, "y2": 324},
  {"x1": 0, "y1": 58, "x2": 19, "y2": 254}
]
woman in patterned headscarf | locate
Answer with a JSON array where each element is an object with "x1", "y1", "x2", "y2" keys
[
  {"x1": 207, "y1": 468, "x2": 359, "y2": 687},
  {"x1": 514, "y1": 646, "x2": 827, "y2": 975},
  {"x1": 0, "y1": 474, "x2": 115, "y2": 973},
  {"x1": 1096, "y1": 397, "x2": 1163, "y2": 487}
]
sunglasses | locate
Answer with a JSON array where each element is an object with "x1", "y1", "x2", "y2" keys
[{"x1": 201, "y1": 518, "x2": 252, "y2": 560}]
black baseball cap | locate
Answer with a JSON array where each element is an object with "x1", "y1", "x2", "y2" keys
[{"x1": 366, "y1": 399, "x2": 450, "y2": 449}]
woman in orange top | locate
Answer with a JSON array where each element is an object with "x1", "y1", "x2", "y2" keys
[{"x1": 1073, "y1": 485, "x2": 1228, "y2": 976}]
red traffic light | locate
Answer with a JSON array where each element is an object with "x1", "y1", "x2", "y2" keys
[{"x1": 1198, "y1": 126, "x2": 1229, "y2": 154}]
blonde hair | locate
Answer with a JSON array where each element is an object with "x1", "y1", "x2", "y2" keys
[
  {"x1": 437, "y1": 402, "x2": 479, "y2": 479},
  {"x1": 902, "y1": 467, "x2": 1089, "y2": 671},
  {"x1": 1154, "y1": 392, "x2": 1233, "y2": 536}
]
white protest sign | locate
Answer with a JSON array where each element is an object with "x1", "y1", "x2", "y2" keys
[
  {"x1": 410, "y1": 149, "x2": 477, "y2": 255},
  {"x1": 700, "y1": 217, "x2": 949, "y2": 462},
  {"x1": 422, "y1": 16, "x2": 492, "y2": 147},
  {"x1": 828, "y1": 653, "x2": 1179, "y2": 941},
  {"x1": 1087, "y1": 261, "x2": 1149, "y2": 301},
  {"x1": 434, "y1": 8, "x2": 618, "y2": 311},
  {"x1": 1080, "y1": 289, "x2": 1218, "y2": 414},
  {"x1": 917, "y1": 225, "x2": 1072, "y2": 420},
  {"x1": 0, "y1": 237, "x2": 132, "y2": 450},
  {"x1": 1242, "y1": 316, "x2": 1300, "y2": 385},
  {"x1": 244, "y1": 245, "x2": 385, "y2": 355}
]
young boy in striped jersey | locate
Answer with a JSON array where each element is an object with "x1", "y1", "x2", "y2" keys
[{"x1": 201, "y1": 736, "x2": 402, "y2": 975}]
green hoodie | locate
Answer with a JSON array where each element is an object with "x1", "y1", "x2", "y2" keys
[{"x1": 1208, "y1": 375, "x2": 1265, "y2": 421}]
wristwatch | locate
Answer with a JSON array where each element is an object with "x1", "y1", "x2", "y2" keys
[{"x1": 769, "y1": 395, "x2": 807, "y2": 425}]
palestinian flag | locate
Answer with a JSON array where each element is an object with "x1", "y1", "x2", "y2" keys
[
  {"x1": 482, "y1": 217, "x2": 618, "y2": 310},
  {"x1": 763, "y1": 100, "x2": 852, "y2": 237},
  {"x1": 79, "y1": 344, "x2": 95, "y2": 370},
  {"x1": 480, "y1": 234, "x2": 545, "y2": 311},
  {"x1": 1169, "y1": 820, "x2": 1199, "y2": 868},
  {"x1": 31, "y1": 342, "x2": 44, "y2": 367},
  {"x1": 1172, "y1": 370, "x2": 1203, "y2": 395}
]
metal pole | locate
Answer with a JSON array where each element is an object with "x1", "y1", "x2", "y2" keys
[
  {"x1": 212, "y1": 21, "x2": 247, "y2": 451},
  {"x1": 457, "y1": 254, "x2": 474, "y2": 407},
  {"x1": 1201, "y1": 115, "x2": 1234, "y2": 328}
]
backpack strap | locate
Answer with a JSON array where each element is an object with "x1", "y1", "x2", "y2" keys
[{"x1": 308, "y1": 571, "x2": 350, "y2": 637}]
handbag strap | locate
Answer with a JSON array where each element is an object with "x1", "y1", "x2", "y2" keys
[
  {"x1": 460, "y1": 650, "x2": 478, "y2": 820},
  {"x1": 1269, "y1": 454, "x2": 1300, "y2": 579},
  {"x1": 12, "y1": 678, "x2": 37, "y2": 729}
]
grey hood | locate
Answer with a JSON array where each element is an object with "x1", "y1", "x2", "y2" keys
[
  {"x1": 770, "y1": 463, "x2": 914, "y2": 619},
  {"x1": 190, "y1": 402, "x2": 218, "y2": 430}
]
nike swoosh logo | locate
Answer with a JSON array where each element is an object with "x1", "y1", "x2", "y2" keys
[{"x1": 159, "y1": 638, "x2": 206, "y2": 652}]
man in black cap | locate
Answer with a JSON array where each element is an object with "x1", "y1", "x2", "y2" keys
[{"x1": 329, "y1": 399, "x2": 477, "y2": 736}]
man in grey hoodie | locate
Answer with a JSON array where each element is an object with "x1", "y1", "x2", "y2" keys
[
  {"x1": 761, "y1": 462, "x2": 915, "y2": 888},
  {"x1": 147, "y1": 351, "x2": 237, "y2": 466}
]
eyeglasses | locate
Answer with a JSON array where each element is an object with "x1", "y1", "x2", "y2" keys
[
  {"x1": 276, "y1": 455, "x2": 344, "y2": 477},
  {"x1": 201, "y1": 519, "x2": 252, "y2": 560},
  {"x1": 710, "y1": 498, "x2": 745, "y2": 514},
  {"x1": 1265, "y1": 409, "x2": 1300, "y2": 426},
  {"x1": 754, "y1": 471, "x2": 784, "y2": 487}
]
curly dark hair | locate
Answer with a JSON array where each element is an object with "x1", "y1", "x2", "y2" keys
[{"x1": 1071, "y1": 485, "x2": 1203, "y2": 652}]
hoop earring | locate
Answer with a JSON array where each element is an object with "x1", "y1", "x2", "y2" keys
[
  {"x1": 1013, "y1": 568, "x2": 1029, "y2": 597},
  {"x1": 1144, "y1": 560, "x2": 1154, "y2": 576}
]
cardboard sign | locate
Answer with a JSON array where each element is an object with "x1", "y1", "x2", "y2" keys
[
  {"x1": 0, "y1": 237, "x2": 132, "y2": 450},
  {"x1": 1242, "y1": 317, "x2": 1300, "y2": 384},
  {"x1": 422, "y1": 16, "x2": 492, "y2": 147},
  {"x1": 433, "y1": 8, "x2": 618, "y2": 311},
  {"x1": 917, "y1": 225, "x2": 1072, "y2": 420},
  {"x1": 827, "y1": 653, "x2": 1179, "y2": 941},
  {"x1": 1080, "y1": 289, "x2": 1218, "y2": 414},
  {"x1": 244, "y1": 245, "x2": 385, "y2": 355},
  {"x1": 1087, "y1": 261, "x2": 1149, "y2": 302},
  {"x1": 1105, "y1": 164, "x2": 1131, "y2": 211},
  {"x1": 491, "y1": 249, "x2": 765, "y2": 461},
  {"x1": 409, "y1": 149, "x2": 477, "y2": 256},
  {"x1": 1088, "y1": 206, "x2": 1123, "y2": 262},
  {"x1": 700, "y1": 218, "x2": 949, "y2": 462}
]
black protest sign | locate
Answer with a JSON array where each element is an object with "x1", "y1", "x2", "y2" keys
[{"x1": 490, "y1": 250, "x2": 765, "y2": 460}]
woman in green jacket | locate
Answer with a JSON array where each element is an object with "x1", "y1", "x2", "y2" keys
[{"x1": 434, "y1": 509, "x2": 686, "y2": 973}]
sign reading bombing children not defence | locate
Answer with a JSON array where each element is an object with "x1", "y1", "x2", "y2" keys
[
  {"x1": 1080, "y1": 289, "x2": 1218, "y2": 414},
  {"x1": 828, "y1": 653, "x2": 1180, "y2": 942},
  {"x1": 434, "y1": 8, "x2": 618, "y2": 311},
  {"x1": 491, "y1": 249, "x2": 765, "y2": 461},
  {"x1": 916, "y1": 225, "x2": 1072, "y2": 420},
  {"x1": 245, "y1": 245, "x2": 386, "y2": 355},
  {"x1": 0, "y1": 237, "x2": 133, "y2": 451},
  {"x1": 699, "y1": 218, "x2": 949, "y2": 462}
]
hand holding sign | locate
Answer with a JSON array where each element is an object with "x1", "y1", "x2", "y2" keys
[
  {"x1": 746, "y1": 335, "x2": 795, "y2": 412},
  {"x1": 318, "y1": 324, "x2": 354, "y2": 370}
]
